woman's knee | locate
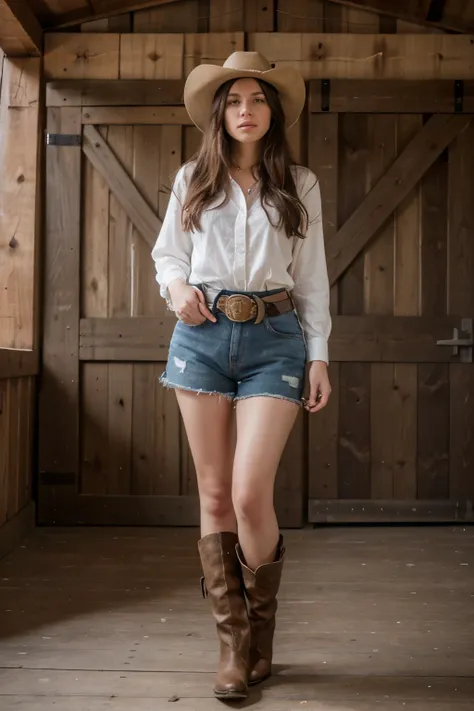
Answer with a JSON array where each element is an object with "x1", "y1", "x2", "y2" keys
[
  {"x1": 199, "y1": 480, "x2": 233, "y2": 520},
  {"x1": 233, "y1": 486, "x2": 272, "y2": 526}
]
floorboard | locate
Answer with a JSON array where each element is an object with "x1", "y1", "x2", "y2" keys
[{"x1": 0, "y1": 526, "x2": 473, "y2": 709}]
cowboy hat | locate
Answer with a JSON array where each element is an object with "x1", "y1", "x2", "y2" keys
[{"x1": 183, "y1": 51, "x2": 306, "y2": 132}]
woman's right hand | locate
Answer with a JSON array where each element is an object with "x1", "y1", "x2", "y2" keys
[{"x1": 168, "y1": 280, "x2": 217, "y2": 326}]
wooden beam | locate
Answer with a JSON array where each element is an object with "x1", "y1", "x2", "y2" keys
[
  {"x1": 328, "y1": 115, "x2": 472, "y2": 286},
  {"x1": 43, "y1": 0, "x2": 183, "y2": 29},
  {"x1": 82, "y1": 124, "x2": 162, "y2": 248},
  {"x1": 79, "y1": 314, "x2": 466, "y2": 364},
  {"x1": 324, "y1": 0, "x2": 473, "y2": 33},
  {"x1": 81, "y1": 106, "x2": 191, "y2": 125},
  {"x1": 0, "y1": 348, "x2": 38, "y2": 378},
  {"x1": 46, "y1": 79, "x2": 186, "y2": 107},
  {"x1": 0, "y1": 0, "x2": 42, "y2": 56}
]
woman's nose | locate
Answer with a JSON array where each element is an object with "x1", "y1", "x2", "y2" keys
[{"x1": 240, "y1": 102, "x2": 252, "y2": 115}]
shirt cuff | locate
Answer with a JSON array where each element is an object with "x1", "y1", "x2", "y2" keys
[
  {"x1": 159, "y1": 272, "x2": 187, "y2": 310},
  {"x1": 306, "y1": 336, "x2": 329, "y2": 364}
]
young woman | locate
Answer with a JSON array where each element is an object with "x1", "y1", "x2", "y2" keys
[{"x1": 151, "y1": 51, "x2": 331, "y2": 699}]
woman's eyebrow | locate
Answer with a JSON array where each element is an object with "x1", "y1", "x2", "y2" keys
[{"x1": 228, "y1": 91, "x2": 266, "y2": 97}]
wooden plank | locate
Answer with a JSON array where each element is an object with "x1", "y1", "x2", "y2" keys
[
  {"x1": 46, "y1": 79, "x2": 186, "y2": 107},
  {"x1": 79, "y1": 314, "x2": 467, "y2": 363},
  {"x1": 134, "y1": 0, "x2": 200, "y2": 32},
  {"x1": 0, "y1": 0, "x2": 42, "y2": 56},
  {"x1": 244, "y1": 0, "x2": 274, "y2": 31},
  {"x1": 107, "y1": 364, "x2": 133, "y2": 494},
  {"x1": 81, "y1": 106, "x2": 192, "y2": 125},
  {"x1": 338, "y1": 363, "x2": 371, "y2": 499},
  {"x1": 417, "y1": 363, "x2": 449, "y2": 500},
  {"x1": 120, "y1": 34, "x2": 184, "y2": 80},
  {"x1": 330, "y1": 315, "x2": 465, "y2": 362},
  {"x1": 79, "y1": 317, "x2": 175, "y2": 361},
  {"x1": 44, "y1": 34, "x2": 120, "y2": 80},
  {"x1": 308, "y1": 113, "x2": 339, "y2": 314},
  {"x1": 338, "y1": 113, "x2": 368, "y2": 315},
  {"x1": 308, "y1": 361, "x2": 339, "y2": 499},
  {"x1": 131, "y1": 364, "x2": 181, "y2": 495},
  {"x1": 0, "y1": 349, "x2": 38, "y2": 379},
  {"x1": 39, "y1": 107, "x2": 81, "y2": 487},
  {"x1": 0, "y1": 58, "x2": 41, "y2": 349},
  {"x1": 448, "y1": 119, "x2": 474, "y2": 503},
  {"x1": 43, "y1": 0, "x2": 184, "y2": 29},
  {"x1": 82, "y1": 124, "x2": 161, "y2": 249},
  {"x1": 6, "y1": 378, "x2": 20, "y2": 520},
  {"x1": 421, "y1": 149, "x2": 448, "y2": 317},
  {"x1": 184, "y1": 32, "x2": 245, "y2": 75},
  {"x1": 363, "y1": 114, "x2": 396, "y2": 316},
  {"x1": 322, "y1": 0, "x2": 474, "y2": 34},
  {"x1": 395, "y1": 115, "x2": 422, "y2": 317},
  {"x1": 80, "y1": 363, "x2": 109, "y2": 495},
  {"x1": 277, "y1": 0, "x2": 324, "y2": 31},
  {"x1": 209, "y1": 0, "x2": 243, "y2": 30},
  {"x1": 250, "y1": 33, "x2": 474, "y2": 80},
  {"x1": 328, "y1": 115, "x2": 472, "y2": 288},
  {"x1": 0, "y1": 379, "x2": 9, "y2": 525},
  {"x1": 309, "y1": 80, "x2": 456, "y2": 113},
  {"x1": 308, "y1": 497, "x2": 473, "y2": 522}
]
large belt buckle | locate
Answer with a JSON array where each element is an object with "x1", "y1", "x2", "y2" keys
[{"x1": 225, "y1": 294, "x2": 256, "y2": 322}]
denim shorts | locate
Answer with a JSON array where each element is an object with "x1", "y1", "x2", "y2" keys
[{"x1": 161, "y1": 288, "x2": 307, "y2": 405}]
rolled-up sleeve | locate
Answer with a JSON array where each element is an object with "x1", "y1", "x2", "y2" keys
[
  {"x1": 290, "y1": 169, "x2": 332, "y2": 363},
  {"x1": 151, "y1": 165, "x2": 193, "y2": 304}
]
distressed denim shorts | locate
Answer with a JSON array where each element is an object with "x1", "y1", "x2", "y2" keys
[{"x1": 161, "y1": 288, "x2": 307, "y2": 405}]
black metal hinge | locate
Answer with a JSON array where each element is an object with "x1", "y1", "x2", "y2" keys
[
  {"x1": 321, "y1": 79, "x2": 330, "y2": 112},
  {"x1": 45, "y1": 133, "x2": 82, "y2": 147},
  {"x1": 454, "y1": 80, "x2": 464, "y2": 113}
]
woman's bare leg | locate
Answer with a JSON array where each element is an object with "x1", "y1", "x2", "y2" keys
[
  {"x1": 232, "y1": 397, "x2": 299, "y2": 571},
  {"x1": 175, "y1": 390, "x2": 236, "y2": 536}
]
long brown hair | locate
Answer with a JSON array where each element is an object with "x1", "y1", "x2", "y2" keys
[{"x1": 181, "y1": 78, "x2": 309, "y2": 238}]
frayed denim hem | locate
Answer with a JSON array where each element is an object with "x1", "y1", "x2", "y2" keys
[
  {"x1": 160, "y1": 377, "x2": 235, "y2": 401},
  {"x1": 233, "y1": 392, "x2": 302, "y2": 407}
]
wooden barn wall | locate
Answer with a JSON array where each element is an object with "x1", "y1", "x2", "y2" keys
[
  {"x1": 39, "y1": 5, "x2": 474, "y2": 525},
  {"x1": 0, "y1": 53, "x2": 40, "y2": 557}
]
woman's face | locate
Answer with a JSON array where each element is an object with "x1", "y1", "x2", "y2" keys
[{"x1": 224, "y1": 78, "x2": 272, "y2": 145}]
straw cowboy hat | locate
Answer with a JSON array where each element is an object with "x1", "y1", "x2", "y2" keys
[{"x1": 183, "y1": 51, "x2": 306, "y2": 132}]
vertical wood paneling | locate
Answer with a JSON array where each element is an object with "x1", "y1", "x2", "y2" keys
[
  {"x1": 364, "y1": 114, "x2": 396, "y2": 316},
  {"x1": 107, "y1": 364, "x2": 133, "y2": 494},
  {"x1": 338, "y1": 114, "x2": 369, "y2": 315},
  {"x1": 209, "y1": 0, "x2": 244, "y2": 31},
  {"x1": 421, "y1": 151, "x2": 448, "y2": 316},
  {"x1": 339, "y1": 363, "x2": 371, "y2": 499},
  {"x1": 40, "y1": 108, "x2": 81, "y2": 484},
  {"x1": 134, "y1": 0, "x2": 200, "y2": 32},
  {"x1": 81, "y1": 363, "x2": 109, "y2": 494},
  {"x1": 448, "y1": 121, "x2": 474, "y2": 502},
  {"x1": 395, "y1": 115, "x2": 422, "y2": 318},
  {"x1": 308, "y1": 112, "x2": 339, "y2": 500},
  {"x1": 132, "y1": 364, "x2": 181, "y2": 495},
  {"x1": 277, "y1": 0, "x2": 324, "y2": 31},
  {"x1": 6, "y1": 379, "x2": 19, "y2": 520},
  {"x1": 418, "y1": 363, "x2": 449, "y2": 499},
  {"x1": 244, "y1": 0, "x2": 274, "y2": 31},
  {"x1": 120, "y1": 34, "x2": 184, "y2": 79}
]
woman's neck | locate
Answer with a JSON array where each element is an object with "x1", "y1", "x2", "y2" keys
[{"x1": 232, "y1": 142, "x2": 261, "y2": 172}]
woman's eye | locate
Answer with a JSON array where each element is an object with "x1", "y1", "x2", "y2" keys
[{"x1": 227, "y1": 99, "x2": 239, "y2": 106}]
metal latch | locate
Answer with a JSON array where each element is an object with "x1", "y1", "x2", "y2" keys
[
  {"x1": 436, "y1": 318, "x2": 473, "y2": 363},
  {"x1": 45, "y1": 133, "x2": 82, "y2": 146}
]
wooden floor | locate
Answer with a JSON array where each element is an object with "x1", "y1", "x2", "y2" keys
[{"x1": 0, "y1": 525, "x2": 473, "y2": 710}]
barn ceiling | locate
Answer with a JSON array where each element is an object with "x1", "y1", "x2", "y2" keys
[{"x1": 1, "y1": 0, "x2": 474, "y2": 57}]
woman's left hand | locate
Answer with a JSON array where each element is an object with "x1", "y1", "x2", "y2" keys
[{"x1": 304, "y1": 361, "x2": 331, "y2": 414}]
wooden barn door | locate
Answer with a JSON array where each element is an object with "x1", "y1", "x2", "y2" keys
[
  {"x1": 308, "y1": 80, "x2": 474, "y2": 523},
  {"x1": 38, "y1": 81, "x2": 305, "y2": 527}
]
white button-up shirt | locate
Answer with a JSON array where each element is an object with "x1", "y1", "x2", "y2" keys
[{"x1": 151, "y1": 163, "x2": 331, "y2": 363}]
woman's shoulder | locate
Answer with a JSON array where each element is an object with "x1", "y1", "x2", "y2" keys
[
  {"x1": 174, "y1": 159, "x2": 197, "y2": 188},
  {"x1": 290, "y1": 164, "x2": 319, "y2": 194}
]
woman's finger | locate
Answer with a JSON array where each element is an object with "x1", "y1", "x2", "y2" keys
[{"x1": 196, "y1": 290, "x2": 217, "y2": 323}]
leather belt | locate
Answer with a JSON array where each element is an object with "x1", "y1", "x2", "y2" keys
[{"x1": 216, "y1": 291, "x2": 294, "y2": 324}]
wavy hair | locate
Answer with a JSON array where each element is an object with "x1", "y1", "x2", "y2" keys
[{"x1": 181, "y1": 78, "x2": 309, "y2": 238}]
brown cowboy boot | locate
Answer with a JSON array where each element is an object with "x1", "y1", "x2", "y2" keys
[
  {"x1": 198, "y1": 531, "x2": 250, "y2": 699},
  {"x1": 236, "y1": 535, "x2": 285, "y2": 685}
]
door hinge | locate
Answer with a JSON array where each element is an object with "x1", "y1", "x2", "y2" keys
[
  {"x1": 45, "y1": 132, "x2": 82, "y2": 147},
  {"x1": 436, "y1": 318, "x2": 473, "y2": 363}
]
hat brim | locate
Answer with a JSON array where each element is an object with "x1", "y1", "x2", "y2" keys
[{"x1": 183, "y1": 64, "x2": 306, "y2": 132}]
